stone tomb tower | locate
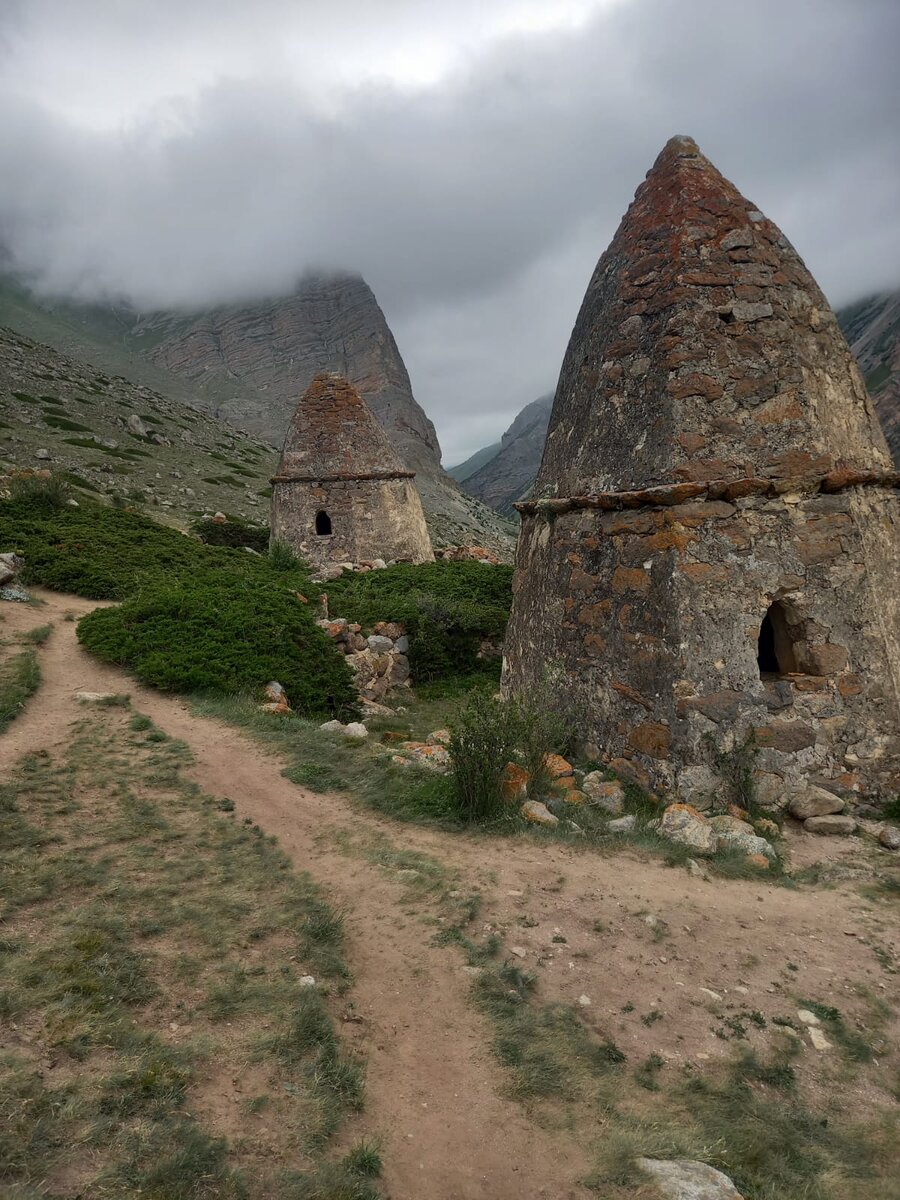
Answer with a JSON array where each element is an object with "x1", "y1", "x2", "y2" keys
[
  {"x1": 503, "y1": 136, "x2": 900, "y2": 800},
  {"x1": 271, "y1": 372, "x2": 434, "y2": 569}
]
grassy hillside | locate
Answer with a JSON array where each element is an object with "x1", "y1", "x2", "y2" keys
[{"x1": 0, "y1": 324, "x2": 277, "y2": 527}]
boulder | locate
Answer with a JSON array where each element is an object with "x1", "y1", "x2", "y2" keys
[
  {"x1": 803, "y1": 814, "x2": 857, "y2": 835},
  {"x1": 35, "y1": 448, "x2": 51, "y2": 460},
  {"x1": 658, "y1": 804, "x2": 718, "y2": 856},
  {"x1": 398, "y1": 741, "x2": 450, "y2": 771},
  {"x1": 708, "y1": 815, "x2": 776, "y2": 859},
  {"x1": 127, "y1": 413, "x2": 150, "y2": 438},
  {"x1": 263, "y1": 680, "x2": 290, "y2": 712},
  {"x1": 521, "y1": 799, "x2": 559, "y2": 828},
  {"x1": 753, "y1": 771, "x2": 789, "y2": 812},
  {"x1": 0, "y1": 552, "x2": 22, "y2": 586},
  {"x1": 879, "y1": 826, "x2": 900, "y2": 851},
  {"x1": 344, "y1": 722, "x2": 369, "y2": 739},
  {"x1": 676, "y1": 764, "x2": 719, "y2": 812},
  {"x1": 367, "y1": 634, "x2": 395, "y2": 653},
  {"x1": 636, "y1": 1157, "x2": 744, "y2": 1199},
  {"x1": 789, "y1": 786, "x2": 844, "y2": 820}
]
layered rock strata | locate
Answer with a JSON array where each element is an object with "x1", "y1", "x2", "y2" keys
[{"x1": 503, "y1": 136, "x2": 900, "y2": 800}]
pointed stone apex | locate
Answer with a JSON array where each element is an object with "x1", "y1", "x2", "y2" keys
[{"x1": 664, "y1": 134, "x2": 700, "y2": 157}]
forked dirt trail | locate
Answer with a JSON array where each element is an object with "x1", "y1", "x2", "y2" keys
[{"x1": 3, "y1": 590, "x2": 898, "y2": 1199}]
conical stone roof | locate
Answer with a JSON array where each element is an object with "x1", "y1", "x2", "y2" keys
[
  {"x1": 275, "y1": 372, "x2": 414, "y2": 481},
  {"x1": 537, "y1": 135, "x2": 891, "y2": 498}
]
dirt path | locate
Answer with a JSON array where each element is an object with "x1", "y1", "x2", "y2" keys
[{"x1": 3, "y1": 590, "x2": 898, "y2": 1197}]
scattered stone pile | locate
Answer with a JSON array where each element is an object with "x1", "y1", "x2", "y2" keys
[
  {"x1": 434, "y1": 545, "x2": 500, "y2": 564},
  {"x1": 0, "y1": 551, "x2": 28, "y2": 602},
  {"x1": 316, "y1": 617, "x2": 411, "y2": 705}
]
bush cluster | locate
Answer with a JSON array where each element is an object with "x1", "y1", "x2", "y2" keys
[
  {"x1": 327, "y1": 560, "x2": 513, "y2": 680},
  {"x1": 193, "y1": 515, "x2": 269, "y2": 554},
  {"x1": 78, "y1": 572, "x2": 357, "y2": 718},
  {"x1": 0, "y1": 491, "x2": 356, "y2": 716}
]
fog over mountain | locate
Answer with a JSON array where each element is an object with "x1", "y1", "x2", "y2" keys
[{"x1": 1, "y1": 0, "x2": 898, "y2": 462}]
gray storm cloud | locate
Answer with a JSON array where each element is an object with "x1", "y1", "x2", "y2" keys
[{"x1": 1, "y1": 0, "x2": 898, "y2": 462}]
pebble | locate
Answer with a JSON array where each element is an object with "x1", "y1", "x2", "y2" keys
[{"x1": 578, "y1": 994, "x2": 592, "y2": 1007}]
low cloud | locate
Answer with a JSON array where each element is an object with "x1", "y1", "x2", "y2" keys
[{"x1": 1, "y1": 0, "x2": 898, "y2": 461}]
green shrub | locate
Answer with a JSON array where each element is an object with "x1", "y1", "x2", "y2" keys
[
  {"x1": 8, "y1": 473, "x2": 71, "y2": 508},
  {"x1": 193, "y1": 515, "x2": 269, "y2": 554},
  {"x1": 448, "y1": 690, "x2": 520, "y2": 821},
  {"x1": 0, "y1": 496, "x2": 299, "y2": 600},
  {"x1": 327, "y1": 560, "x2": 513, "y2": 680},
  {"x1": 268, "y1": 540, "x2": 302, "y2": 572},
  {"x1": 78, "y1": 572, "x2": 357, "y2": 718},
  {"x1": 43, "y1": 414, "x2": 92, "y2": 432}
]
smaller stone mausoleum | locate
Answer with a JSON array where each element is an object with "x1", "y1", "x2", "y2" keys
[
  {"x1": 271, "y1": 372, "x2": 434, "y2": 570},
  {"x1": 502, "y1": 136, "x2": 900, "y2": 802}
]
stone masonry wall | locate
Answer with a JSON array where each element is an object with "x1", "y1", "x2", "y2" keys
[
  {"x1": 271, "y1": 475, "x2": 433, "y2": 570},
  {"x1": 505, "y1": 481, "x2": 900, "y2": 800}
]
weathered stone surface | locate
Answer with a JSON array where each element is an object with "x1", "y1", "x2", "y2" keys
[
  {"x1": 804, "y1": 814, "x2": 858, "y2": 835},
  {"x1": 582, "y1": 773, "x2": 626, "y2": 813},
  {"x1": 521, "y1": 799, "x2": 559, "y2": 827},
  {"x1": 879, "y1": 825, "x2": 900, "y2": 850},
  {"x1": 544, "y1": 753, "x2": 574, "y2": 778},
  {"x1": 0, "y1": 553, "x2": 22, "y2": 586},
  {"x1": 501, "y1": 762, "x2": 529, "y2": 802},
  {"x1": 271, "y1": 373, "x2": 434, "y2": 570},
  {"x1": 789, "y1": 787, "x2": 845, "y2": 820},
  {"x1": 608, "y1": 813, "x2": 636, "y2": 832},
  {"x1": 708, "y1": 815, "x2": 776, "y2": 858},
  {"x1": 636, "y1": 1156, "x2": 744, "y2": 1198},
  {"x1": 659, "y1": 804, "x2": 718, "y2": 855},
  {"x1": 503, "y1": 136, "x2": 900, "y2": 801}
]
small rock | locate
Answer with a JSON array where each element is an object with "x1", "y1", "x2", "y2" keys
[
  {"x1": 583, "y1": 773, "x2": 626, "y2": 814},
  {"x1": 35, "y1": 448, "x2": 51, "y2": 460},
  {"x1": 803, "y1": 814, "x2": 857, "y2": 835},
  {"x1": 543, "y1": 753, "x2": 574, "y2": 778},
  {"x1": 608, "y1": 814, "x2": 636, "y2": 833},
  {"x1": 395, "y1": 869, "x2": 420, "y2": 881},
  {"x1": 744, "y1": 853, "x2": 771, "y2": 870},
  {"x1": 636, "y1": 1157, "x2": 744, "y2": 1199},
  {"x1": 699, "y1": 988, "x2": 723, "y2": 1003},
  {"x1": 426, "y1": 728, "x2": 451, "y2": 746},
  {"x1": 577, "y1": 994, "x2": 592, "y2": 1007},
  {"x1": 789, "y1": 786, "x2": 844, "y2": 820},
  {"x1": 501, "y1": 762, "x2": 529, "y2": 802},
  {"x1": 299, "y1": 976, "x2": 317, "y2": 988},
  {"x1": 878, "y1": 826, "x2": 900, "y2": 851},
  {"x1": 796, "y1": 1009, "x2": 820, "y2": 1026},
  {"x1": 509, "y1": 946, "x2": 528, "y2": 959},
  {"x1": 687, "y1": 858, "x2": 709, "y2": 880},
  {"x1": 343, "y1": 722, "x2": 368, "y2": 739},
  {"x1": 520, "y1": 799, "x2": 559, "y2": 828},
  {"x1": 395, "y1": 635, "x2": 409, "y2": 653},
  {"x1": 319, "y1": 719, "x2": 345, "y2": 733},
  {"x1": 75, "y1": 691, "x2": 120, "y2": 703},
  {"x1": 127, "y1": 413, "x2": 150, "y2": 438},
  {"x1": 808, "y1": 1027, "x2": 832, "y2": 1051},
  {"x1": 367, "y1": 634, "x2": 394, "y2": 653}
]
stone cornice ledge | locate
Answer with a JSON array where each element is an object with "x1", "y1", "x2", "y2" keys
[
  {"x1": 514, "y1": 467, "x2": 900, "y2": 517},
  {"x1": 271, "y1": 469, "x2": 417, "y2": 484}
]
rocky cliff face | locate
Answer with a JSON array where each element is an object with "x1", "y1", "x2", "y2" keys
[
  {"x1": 459, "y1": 394, "x2": 552, "y2": 515},
  {"x1": 0, "y1": 272, "x2": 514, "y2": 553},
  {"x1": 837, "y1": 290, "x2": 900, "y2": 465}
]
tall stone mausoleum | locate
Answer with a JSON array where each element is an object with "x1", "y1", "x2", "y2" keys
[
  {"x1": 271, "y1": 372, "x2": 434, "y2": 570},
  {"x1": 503, "y1": 136, "x2": 900, "y2": 800}
]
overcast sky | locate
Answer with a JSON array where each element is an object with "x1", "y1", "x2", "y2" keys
[{"x1": 1, "y1": 0, "x2": 898, "y2": 463}]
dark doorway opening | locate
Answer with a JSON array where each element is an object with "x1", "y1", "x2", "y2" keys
[
  {"x1": 757, "y1": 601, "x2": 798, "y2": 677},
  {"x1": 315, "y1": 510, "x2": 332, "y2": 536}
]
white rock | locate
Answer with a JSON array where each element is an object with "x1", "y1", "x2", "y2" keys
[
  {"x1": 578, "y1": 994, "x2": 592, "y2": 1007},
  {"x1": 808, "y1": 1027, "x2": 832, "y2": 1051},
  {"x1": 659, "y1": 805, "x2": 718, "y2": 855},
  {"x1": 796, "y1": 1009, "x2": 820, "y2": 1026},
  {"x1": 636, "y1": 1157, "x2": 745, "y2": 1199},
  {"x1": 699, "y1": 988, "x2": 723, "y2": 1003},
  {"x1": 299, "y1": 976, "x2": 317, "y2": 988},
  {"x1": 343, "y1": 722, "x2": 368, "y2": 739},
  {"x1": 319, "y1": 719, "x2": 345, "y2": 733},
  {"x1": 608, "y1": 814, "x2": 636, "y2": 833},
  {"x1": 520, "y1": 799, "x2": 559, "y2": 828},
  {"x1": 509, "y1": 946, "x2": 528, "y2": 959},
  {"x1": 75, "y1": 691, "x2": 120, "y2": 703}
]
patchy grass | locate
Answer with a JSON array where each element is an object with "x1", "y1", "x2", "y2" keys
[
  {"x1": 0, "y1": 648, "x2": 41, "y2": 733},
  {"x1": 0, "y1": 706, "x2": 375, "y2": 1198}
]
